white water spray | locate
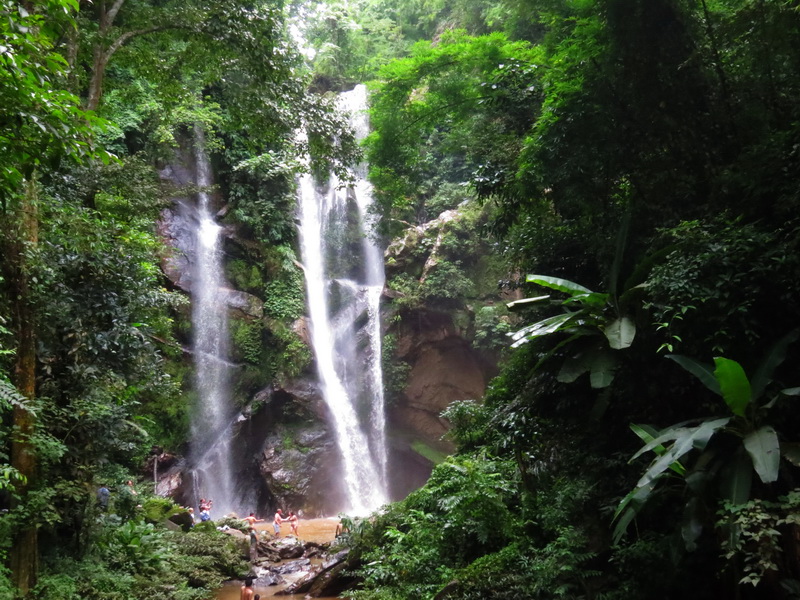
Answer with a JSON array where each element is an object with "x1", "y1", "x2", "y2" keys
[
  {"x1": 190, "y1": 126, "x2": 238, "y2": 517},
  {"x1": 297, "y1": 85, "x2": 389, "y2": 514}
]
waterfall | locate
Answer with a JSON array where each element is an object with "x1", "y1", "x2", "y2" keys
[
  {"x1": 297, "y1": 85, "x2": 389, "y2": 514},
  {"x1": 189, "y1": 126, "x2": 238, "y2": 517}
]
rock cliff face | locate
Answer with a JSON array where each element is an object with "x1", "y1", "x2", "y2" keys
[
  {"x1": 392, "y1": 309, "x2": 493, "y2": 446},
  {"x1": 380, "y1": 205, "x2": 510, "y2": 494}
]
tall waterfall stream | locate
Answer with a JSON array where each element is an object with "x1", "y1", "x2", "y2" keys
[
  {"x1": 297, "y1": 85, "x2": 389, "y2": 514},
  {"x1": 188, "y1": 126, "x2": 240, "y2": 517}
]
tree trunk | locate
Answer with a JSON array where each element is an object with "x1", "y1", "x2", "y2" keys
[{"x1": 7, "y1": 177, "x2": 40, "y2": 595}]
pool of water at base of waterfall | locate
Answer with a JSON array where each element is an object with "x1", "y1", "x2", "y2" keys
[{"x1": 215, "y1": 517, "x2": 344, "y2": 600}]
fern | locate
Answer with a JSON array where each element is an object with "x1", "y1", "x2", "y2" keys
[{"x1": 0, "y1": 377, "x2": 31, "y2": 412}]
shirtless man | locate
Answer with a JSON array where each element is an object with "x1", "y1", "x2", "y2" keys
[
  {"x1": 273, "y1": 508, "x2": 283, "y2": 537},
  {"x1": 243, "y1": 512, "x2": 263, "y2": 527},
  {"x1": 240, "y1": 577, "x2": 255, "y2": 600}
]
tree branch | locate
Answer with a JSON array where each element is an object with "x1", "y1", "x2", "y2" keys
[
  {"x1": 106, "y1": 0, "x2": 126, "y2": 27},
  {"x1": 103, "y1": 26, "x2": 171, "y2": 63}
]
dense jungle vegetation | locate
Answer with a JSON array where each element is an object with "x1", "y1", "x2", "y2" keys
[{"x1": 1, "y1": 0, "x2": 800, "y2": 599}]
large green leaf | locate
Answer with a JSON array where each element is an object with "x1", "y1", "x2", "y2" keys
[
  {"x1": 714, "y1": 357, "x2": 751, "y2": 417},
  {"x1": 634, "y1": 418, "x2": 730, "y2": 488},
  {"x1": 525, "y1": 274, "x2": 594, "y2": 296},
  {"x1": 630, "y1": 423, "x2": 686, "y2": 476},
  {"x1": 604, "y1": 317, "x2": 636, "y2": 349},
  {"x1": 750, "y1": 329, "x2": 799, "y2": 400},
  {"x1": 631, "y1": 418, "x2": 729, "y2": 461},
  {"x1": 612, "y1": 481, "x2": 656, "y2": 543},
  {"x1": 506, "y1": 295, "x2": 550, "y2": 311},
  {"x1": 666, "y1": 355, "x2": 721, "y2": 396},
  {"x1": 557, "y1": 354, "x2": 589, "y2": 383},
  {"x1": 588, "y1": 349, "x2": 618, "y2": 388},
  {"x1": 510, "y1": 312, "x2": 576, "y2": 347},
  {"x1": 743, "y1": 426, "x2": 780, "y2": 484},
  {"x1": 563, "y1": 291, "x2": 609, "y2": 307},
  {"x1": 720, "y1": 448, "x2": 753, "y2": 505}
]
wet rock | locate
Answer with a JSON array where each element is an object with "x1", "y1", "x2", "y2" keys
[
  {"x1": 270, "y1": 557, "x2": 311, "y2": 574},
  {"x1": 255, "y1": 571, "x2": 283, "y2": 586},
  {"x1": 225, "y1": 288, "x2": 264, "y2": 319},
  {"x1": 277, "y1": 549, "x2": 355, "y2": 597},
  {"x1": 272, "y1": 536, "x2": 306, "y2": 559}
]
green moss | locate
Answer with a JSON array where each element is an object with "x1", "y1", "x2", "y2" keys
[
  {"x1": 229, "y1": 318, "x2": 263, "y2": 365},
  {"x1": 263, "y1": 271, "x2": 306, "y2": 320},
  {"x1": 226, "y1": 259, "x2": 264, "y2": 295}
]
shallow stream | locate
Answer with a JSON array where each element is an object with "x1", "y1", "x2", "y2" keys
[{"x1": 215, "y1": 517, "x2": 343, "y2": 600}]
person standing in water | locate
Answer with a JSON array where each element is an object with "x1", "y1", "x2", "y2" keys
[
  {"x1": 240, "y1": 577, "x2": 254, "y2": 600},
  {"x1": 243, "y1": 512, "x2": 262, "y2": 527},
  {"x1": 287, "y1": 511, "x2": 299, "y2": 536},
  {"x1": 272, "y1": 508, "x2": 283, "y2": 536},
  {"x1": 248, "y1": 527, "x2": 259, "y2": 562}
]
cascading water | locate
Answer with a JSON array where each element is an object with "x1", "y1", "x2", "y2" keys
[
  {"x1": 297, "y1": 85, "x2": 389, "y2": 514},
  {"x1": 189, "y1": 126, "x2": 238, "y2": 517}
]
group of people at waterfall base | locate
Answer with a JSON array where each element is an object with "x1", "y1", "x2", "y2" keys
[{"x1": 192, "y1": 499, "x2": 299, "y2": 537}]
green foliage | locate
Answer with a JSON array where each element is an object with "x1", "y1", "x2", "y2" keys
[
  {"x1": 230, "y1": 318, "x2": 263, "y2": 366},
  {"x1": 646, "y1": 218, "x2": 800, "y2": 356},
  {"x1": 617, "y1": 333, "x2": 799, "y2": 546},
  {"x1": 717, "y1": 490, "x2": 800, "y2": 588},
  {"x1": 366, "y1": 30, "x2": 539, "y2": 228},
  {"x1": 31, "y1": 522, "x2": 247, "y2": 600},
  {"x1": 441, "y1": 399, "x2": 492, "y2": 451},
  {"x1": 350, "y1": 456, "x2": 519, "y2": 598},
  {"x1": 472, "y1": 304, "x2": 512, "y2": 352},
  {"x1": 0, "y1": 0, "x2": 110, "y2": 202},
  {"x1": 263, "y1": 270, "x2": 306, "y2": 321},
  {"x1": 420, "y1": 259, "x2": 475, "y2": 303},
  {"x1": 141, "y1": 497, "x2": 181, "y2": 524},
  {"x1": 381, "y1": 333, "x2": 410, "y2": 405}
]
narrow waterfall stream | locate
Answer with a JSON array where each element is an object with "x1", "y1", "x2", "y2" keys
[
  {"x1": 189, "y1": 126, "x2": 238, "y2": 517},
  {"x1": 297, "y1": 85, "x2": 389, "y2": 514}
]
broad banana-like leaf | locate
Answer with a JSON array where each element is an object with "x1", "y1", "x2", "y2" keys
[
  {"x1": 588, "y1": 349, "x2": 618, "y2": 389},
  {"x1": 612, "y1": 481, "x2": 656, "y2": 543},
  {"x1": 525, "y1": 274, "x2": 594, "y2": 296},
  {"x1": 630, "y1": 423, "x2": 686, "y2": 476},
  {"x1": 743, "y1": 425, "x2": 780, "y2": 483},
  {"x1": 714, "y1": 357, "x2": 751, "y2": 417},
  {"x1": 635, "y1": 418, "x2": 730, "y2": 488},
  {"x1": 506, "y1": 295, "x2": 550, "y2": 311},
  {"x1": 720, "y1": 448, "x2": 753, "y2": 505},
  {"x1": 750, "y1": 329, "x2": 799, "y2": 400},
  {"x1": 612, "y1": 507, "x2": 637, "y2": 545},
  {"x1": 562, "y1": 291, "x2": 609, "y2": 307},
  {"x1": 666, "y1": 354, "x2": 721, "y2": 396},
  {"x1": 605, "y1": 317, "x2": 636, "y2": 349},
  {"x1": 510, "y1": 312, "x2": 576, "y2": 347},
  {"x1": 684, "y1": 449, "x2": 716, "y2": 494},
  {"x1": 631, "y1": 418, "x2": 729, "y2": 461},
  {"x1": 557, "y1": 354, "x2": 589, "y2": 383}
]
